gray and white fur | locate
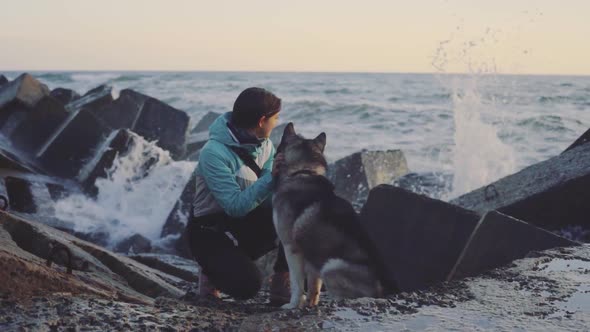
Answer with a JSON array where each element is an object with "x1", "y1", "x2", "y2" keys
[{"x1": 272, "y1": 123, "x2": 383, "y2": 309}]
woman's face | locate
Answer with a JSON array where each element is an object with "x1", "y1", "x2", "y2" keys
[{"x1": 256, "y1": 112, "x2": 280, "y2": 138}]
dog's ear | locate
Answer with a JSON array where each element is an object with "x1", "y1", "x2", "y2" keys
[
  {"x1": 283, "y1": 122, "x2": 296, "y2": 137},
  {"x1": 313, "y1": 132, "x2": 326, "y2": 152}
]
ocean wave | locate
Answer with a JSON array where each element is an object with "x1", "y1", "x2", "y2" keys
[
  {"x1": 539, "y1": 95, "x2": 590, "y2": 104},
  {"x1": 71, "y1": 73, "x2": 122, "y2": 84},
  {"x1": 516, "y1": 115, "x2": 569, "y2": 132},
  {"x1": 324, "y1": 88, "x2": 352, "y2": 95},
  {"x1": 35, "y1": 72, "x2": 74, "y2": 83}
]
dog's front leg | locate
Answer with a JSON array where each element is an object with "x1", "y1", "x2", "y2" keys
[
  {"x1": 281, "y1": 244, "x2": 306, "y2": 309},
  {"x1": 307, "y1": 271, "x2": 322, "y2": 307}
]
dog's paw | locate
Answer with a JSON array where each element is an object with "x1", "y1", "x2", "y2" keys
[
  {"x1": 307, "y1": 294, "x2": 320, "y2": 307},
  {"x1": 280, "y1": 295, "x2": 307, "y2": 310},
  {"x1": 281, "y1": 302, "x2": 299, "y2": 310}
]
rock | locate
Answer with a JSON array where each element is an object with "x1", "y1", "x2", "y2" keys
[
  {"x1": 183, "y1": 131, "x2": 208, "y2": 161},
  {"x1": 0, "y1": 73, "x2": 49, "y2": 109},
  {"x1": 160, "y1": 172, "x2": 196, "y2": 258},
  {"x1": 128, "y1": 254, "x2": 198, "y2": 282},
  {"x1": 564, "y1": 127, "x2": 590, "y2": 152},
  {"x1": 191, "y1": 111, "x2": 221, "y2": 134},
  {"x1": 448, "y1": 211, "x2": 577, "y2": 280},
  {"x1": 114, "y1": 234, "x2": 152, "y2": 254},
  {"x1": 0, "y1": 177, "x2": 9, "y2": 210},
  {"x1": 37, "y1": 109, "x2": 112, "y2": 178},
  {"x1": 0, "y1": 75, "x2": 8, "y2": 86},
  {"x1": 9, "y1": 96, "x2": 69, "y2": 155},
  {"x1": 50, "y1": 88, "x2": 80, "y2": 105},
  {"x1": 359, "y1": 185, "x2": 480, "y2": 292},
  {"x1": 65, "y1": 84, "x2": 113, "y2": 112},
  {"x1": 328, "y1": 150, "x2": 409, "y2": 208},
  {"x1": 393, "y1": 172, "x2": 453, "y2": 199},
  {"x1": 0, "y1": 147, "x2": 44, "y2": 174},
  {"x1": 89, "y1": 89, "x2": 148, "y2": 130},
  {"x1": 133, "y1": 97, "x2": 189, "y2": 159},
  {"x1": 4, "y1": 176, "x2": 36, "y2": 213},
  {"x1": 451, "y1": 142, "x2": 590, "y2": 231},
  {"x1": 0, "y1": 211, "x2": 184, "y2": 302},
  {"x1": 78, "y1": 129, "x2": 133, "y2": 195}
]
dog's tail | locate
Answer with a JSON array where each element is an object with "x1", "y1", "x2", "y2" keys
[{"x1": 320, "y1": 258, "x2": 383, "y2": 300}]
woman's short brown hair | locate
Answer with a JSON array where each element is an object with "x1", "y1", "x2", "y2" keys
[{"x1": 231, "y1": 87, "x2": 281, "y2": 128}]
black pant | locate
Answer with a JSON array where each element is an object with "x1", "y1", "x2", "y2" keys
[{"x1": 185, "y1": 205, "x2": 288, "y2": 299}]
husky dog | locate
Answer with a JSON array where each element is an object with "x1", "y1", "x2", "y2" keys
[{"x1": 272, "y1": 123, "x2": 384, "y2": 309}]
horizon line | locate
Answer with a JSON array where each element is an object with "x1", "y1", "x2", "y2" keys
[{"x1": 1, "y1": 68, "x2": 589, "y2": 78}]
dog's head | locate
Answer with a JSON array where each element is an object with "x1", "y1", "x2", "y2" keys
[{"x1": 276, "y1": 123, "x2": 327, "y2": 177}]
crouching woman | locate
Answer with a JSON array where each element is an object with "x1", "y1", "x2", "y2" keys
[{"x1": 185, "y1": 87, "x2": 289, "y2": 305}]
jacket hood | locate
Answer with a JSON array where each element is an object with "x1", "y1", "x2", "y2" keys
[{"x1": 208, "y1": 112, "x2": 241, "y2": 147}]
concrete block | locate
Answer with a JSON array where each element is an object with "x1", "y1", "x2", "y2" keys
[
  {"x1": 0, "y1": 75, "x2": 8, "y2": 86},
  {"x1": 564, "y1": 127, "x2": 590, "y2": 153},
  {"x1": 89, "y1": 89, "x2": 147, "y2": 130},
  {"x1": 451, "y1": 142, "x2": 590, "y2": 230},
  {"x1": 360, "y1": 185, "x2": 480, "y2": 291},
  {"x1": 4, "y1": 176, "x2": 36, "y2": 213},
  {"x1": 448, "y1": 211, "x2": 578, "y2": 280},
  {"x1": 37, "y1": 109, "x2": 112, "y2": 178},
  {"x1": 328, "y1": 150, "x2": 409, "y2": 208},
  {"x1": 10, "y1": 96, "x2": 69, "y2": 155},
  {"x1": 0, "y1": 177, "x2": 8, "y2": 210},
  {"x1": 133, "y1": 97, "x2": 189, "y2": 158},
  {"x1": 65, "y1": 84, "x2": 113, "y2": 112},
  {"x1": 190, "y1": 111, "x2": 221, "y2": 134},
  {"x1": 50, "y1": 87, "x2": 80, "y2": 105},
  {"x1": 78, "y1": 129, "x2": 133, "y2": 195},
  {"x1": 0, "y1": 73, "x2": 49, "y2": 109}
]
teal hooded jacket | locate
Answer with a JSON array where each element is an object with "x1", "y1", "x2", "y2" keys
[{"x1": 191, "y1": 113, "x2": 275, "y2": 218}]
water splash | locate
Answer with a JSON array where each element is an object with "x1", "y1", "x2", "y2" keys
[
  {"x1": 447, "y1": 77, "x2": 516, "y2": 197},
  {"x1": 54, "y1": 132, "x2": 195, "y2": 247}
]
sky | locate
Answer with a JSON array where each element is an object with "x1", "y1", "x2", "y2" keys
[{"x1": 1, "y1": 0, "x2": 589, "y2": 75}]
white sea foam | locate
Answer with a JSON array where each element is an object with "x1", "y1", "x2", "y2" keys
[{"x1": 53, "y1": 132, "x2": 195, "y2": 247}]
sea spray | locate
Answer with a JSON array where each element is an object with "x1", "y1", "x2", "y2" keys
[
  {"x1": 54, "y1": 132, "x2": 195, "y2": 247},
  {"x1": 446, "y1": 76, "x2": 516, "y2": 197}
]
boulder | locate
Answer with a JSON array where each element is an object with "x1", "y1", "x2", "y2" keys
[
  {"x1": 0, "y1": 75, "x2": 8, "y2": 86},
  {"x1": 114, "y1": 234, "x2": 152, "y2": 255},
  {"x1": 78, "y1": 129, "x2": 133, "y2": 195},
  {"x1": 50, "y1": 87, "x2": 80, "y2": 105},
  {"x1": 128, "y1": 253, "x2": 198, "y2": 282},
  {"x1": 393, "y1": 172, "x2": 453, "y2": 200},
  {"x1": 0, "y1": 73, "x2": 49, "y2": 109},
  {"x1": 161, "y1": 172, "x2": 196, "y2": 239},
  {"x1": 360, "y1": 185, "x2": 480, "y2": 292},
  {"x1": 65, "y1": 85, "x2": 113, "y2": 112},
  {"x1": 4, "y1": 176, "x2": 36, "y2": 213},
  {"x1": 133, "y1": 97, "x2": 189, "y2": 159},
  {"x1": 564, "y1": 127, "x2": 590, "y2": 152},
  {"x1": 0, "y1": 211, "x2": 184, "y2": 303},
  {"x1": 184, "y1": 131, "x2": 208, "y2": 161},
  {"x1": 191, "y1": 111, "x2": 221, "y2": 134},
  {"x1": 0, "y1": 147, "x2": 44, "y2": 174},
  {"x1": 328, "y1": 150, "x2": 409, "y2": 208},
  {"x1": 448, "y1": 211, "x2": 577, "y2": 280},
  {"x1": 0, "y1": 177, "x2": 9, "y2": 210},
  {"x1": 89, "y1": 89, "x2": 148, "y2": 130},
  {"x1": 9, "y1": 96, "x2": 69, "y2": 155},
  {"x1": 451, "y1": 142, "x2": 590, "y2": 230},
  {"x1": 37, "y1": 109, "x2": 112, "y2": 178}
]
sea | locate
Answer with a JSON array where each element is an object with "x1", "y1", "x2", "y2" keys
[{"x1": 3, "y1": 71, "x2": 589, "y2": 245}]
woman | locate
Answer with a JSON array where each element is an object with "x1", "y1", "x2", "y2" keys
[{"x1": 185, "y1": 87, "x2": 289, "y2": 304}]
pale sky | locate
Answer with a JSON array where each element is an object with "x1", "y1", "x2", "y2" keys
[{"x1": 1, "y1": 0, "x2": 589, "y2": 75}]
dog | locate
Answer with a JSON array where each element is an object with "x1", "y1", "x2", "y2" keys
[{"x1": 272, "y1": 123, "x2": 384, "y2": 309}]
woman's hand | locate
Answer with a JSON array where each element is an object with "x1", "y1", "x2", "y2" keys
[{"x1": 272, "y1": 153, "x2": 285, "y2": 177}]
